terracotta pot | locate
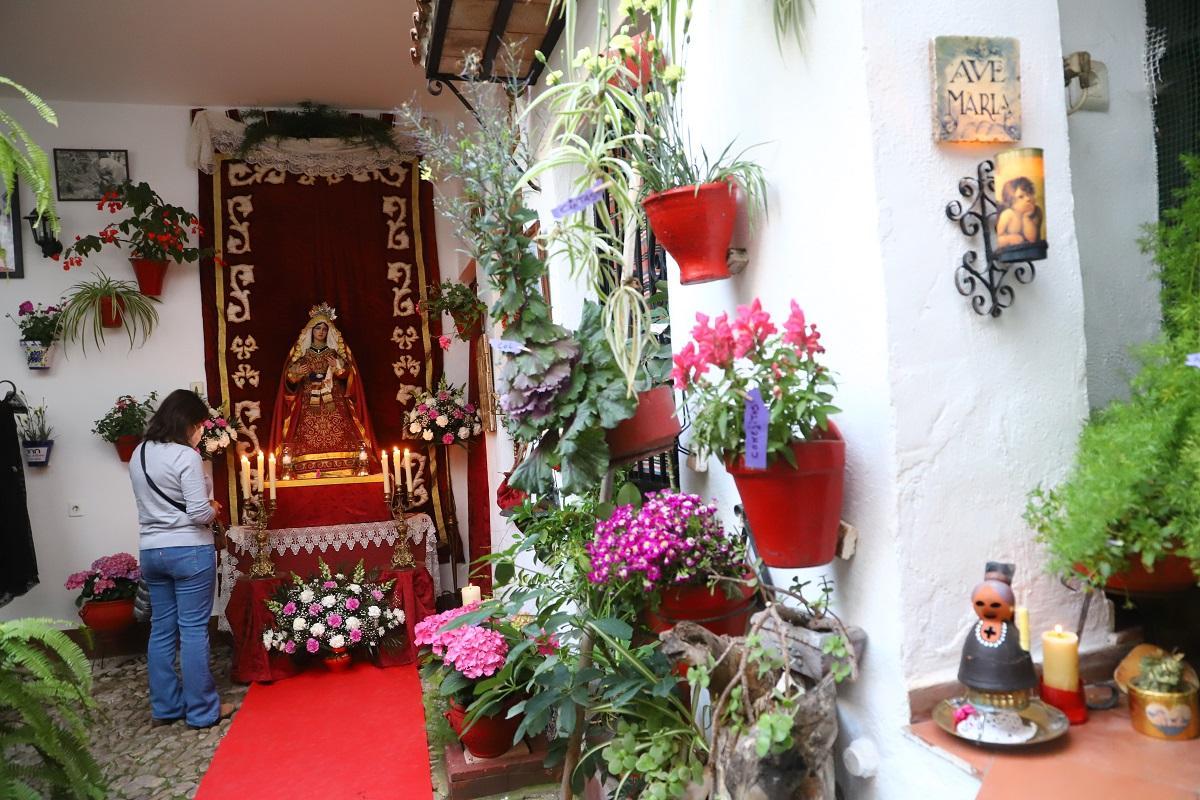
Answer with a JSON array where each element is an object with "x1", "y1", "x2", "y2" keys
[
  {"x1": 726, "y1": 423, "x2": 845, "y2": 568},
  {"x1": 100, "y1": 296, "x2": 125, "y2": 328},
  {"x1": 453, "y1": 316, "x2": 483, "y2": 340},
  {"x1": 21, "y1": 341, "x2": 55, "y2": 370},
  {"x1": 324, "y1": 649, "x2": 352, "y2": 673},
  {"x1": 114, "y1": 434, "x2": 142, "y2": 462},
  {"x1": 606, "y1": 386, "x2": 682, "y2": 465},
  {"x1": 22, "y1": 440, "x2": 53, "y2": 467},
  {"x1": 444, "y1": 697, "x2": 523, "y2": 759},
  {"x1": 1074, "y1": 555, "x2": 1197, "y2": 594},
  {"x1": 642, "y1": 182, "x2": 737, "y2": 285},
  {"x1": 130, "y1": 258, "x2": 169, "y2": 297},
  {"x1": 1129, "y1": 681, "x2": 1199, "y2": 740},
  {"x1": 644, "y1": 575, "x2": 757, "y2": 638},
  {"x1": 608, "y1": 32, "x2": 659, "y2": 88},
  {"x1": 79, "y1": 598, "x2": 135, "y2": 631}
]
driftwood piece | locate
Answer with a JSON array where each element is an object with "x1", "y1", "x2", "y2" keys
[{"x1": 753, "y1": 606, "x2": 868, "y2": 682}]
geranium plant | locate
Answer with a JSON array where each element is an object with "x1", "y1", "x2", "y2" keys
[
  {"x1": 64, "y1": 553, "x2": 140, "y2": 607},
  {"x1": 423, "y1": 281, "x2": 487, "y2": 340},
  {"x1": 56, "y1": 180, "x2": 211, "y2": 268},
  {"x1": 588, "y1": 490, "x2": 748, "y2": 591},
  {"x1": 404, "y1": 378, "x2": 482, "y2": 446},
  {"x1": 92, "y1": 392, "x2": 157, "y2": 443},
  {"x1": 263, "y1": 559, "x2": 404, "y2": 656},
  {"x1": 673, "y1": 299, "x2": 838, "y2": 465},
  {"x1": 7, "y1": 300, "x2": 63, "y2": 345},
  {"x1": 197, "y1": 403, "x2": 239, "y2": 460}
]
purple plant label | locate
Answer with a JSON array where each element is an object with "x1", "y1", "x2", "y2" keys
[
  {"x1": 744, "y1": 388, "x2": 768, "y2": 470},
  {"x1": 1187, "y1": 353, "x2": 1200, "y2": 369},
  {"x1": 551, "y1": 179, "x2": 606, "y2": 220}
]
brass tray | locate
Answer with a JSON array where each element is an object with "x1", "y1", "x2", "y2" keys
[{"x1": 933, "y1": 697, "x2": 1069, "y2": 748}]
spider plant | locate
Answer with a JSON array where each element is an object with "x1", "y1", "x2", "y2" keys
[{"x1": 60, "y1": 270, "x2": 159, "y2": 352}]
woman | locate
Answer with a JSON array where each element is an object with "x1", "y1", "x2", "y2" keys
[{"x1": 130, "y1": 389, "x2": 233, "y2": 729}]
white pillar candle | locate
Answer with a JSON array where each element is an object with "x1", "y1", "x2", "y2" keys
[
  {"x1": 392, "y1": 447, "x2": 402, "y2": 493},
  {"x1": 1042, "y1": 624, "x2": 1080, "y2": 692},
  {"x1": 403, "y1": 448, "x2": 414, "y2": 493},
  {"x1": 268, "y1": 453, "x2": 277, "y2": 501},
  {"x1": 461, "y1": 584, "x2": 482, "y2": 606},
  {"x1": 381, "y1": 450, "x2": 390, "y2": 497},
  {"x1": 255, "y1": 450, "x2": 265, "y2": 493},
  {"x1": 240, "y1": 455, "x2": 252, "y2": 500}
]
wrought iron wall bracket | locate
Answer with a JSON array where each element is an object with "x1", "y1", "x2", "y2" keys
[{"x1": 945, "y1": 160, "x2": 1036, "y2": 317}]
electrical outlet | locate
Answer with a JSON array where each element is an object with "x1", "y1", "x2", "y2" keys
[
  {"x1": 190, "y1": 381, "x2": 206, "y2": 397},
  {"x1": 67, "y1": 503, "x2": 84, "y2": 518}
]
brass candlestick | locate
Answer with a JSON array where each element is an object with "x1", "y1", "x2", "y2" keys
[
  {"x1": 244, "y1": 495, "x2": 277, "y2": 578},
  {"x1": 388, "y1": 483, "x2": 419, "y2": 569}
]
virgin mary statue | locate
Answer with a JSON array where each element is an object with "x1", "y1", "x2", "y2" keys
[{"x1": 270, "y1": 303, "x2": 379, "y2": 478}]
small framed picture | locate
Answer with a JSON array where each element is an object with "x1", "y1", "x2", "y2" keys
[
  {"x1": 0, "y1": 180, "x2": 24, "y2": 279},
  {"x1": 53, "y1": 148, "x2": 130, "y2": 201}
]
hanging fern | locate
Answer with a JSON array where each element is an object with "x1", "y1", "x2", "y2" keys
[
  {"x1": 236, "y1": 102, "x2": 400, "y2": 158},
  {"x1": 0, "y1": 618, "x2": 106, "y2": 800},
  {"x1": 0, "y1": 76, "x2": 59, "y2": 235}
]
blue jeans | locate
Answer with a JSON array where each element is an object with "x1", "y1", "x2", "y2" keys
[{"x1": 140, "y1": 545, "x2": 219, "y2": 727}]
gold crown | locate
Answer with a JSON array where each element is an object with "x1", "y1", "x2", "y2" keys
[{"x1": 308, "y1": 302, "x2": 338, "y2": 321}]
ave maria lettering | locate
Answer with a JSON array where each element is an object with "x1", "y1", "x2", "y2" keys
[{"x1": 933, "y1": 36, "x2": 1021, "y2": 143}]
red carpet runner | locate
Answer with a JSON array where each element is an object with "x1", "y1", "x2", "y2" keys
[{"x1": 197, "y1": 663, "x2": 433, "y2": 799}]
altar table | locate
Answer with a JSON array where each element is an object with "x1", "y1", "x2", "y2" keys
[{"x1": 225, "y1": 566, "x2": 437, "y2": 683}]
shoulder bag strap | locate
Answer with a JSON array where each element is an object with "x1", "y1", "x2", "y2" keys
[{"x1": 139, "y1": 443, "x2": 188, "y2": 513}]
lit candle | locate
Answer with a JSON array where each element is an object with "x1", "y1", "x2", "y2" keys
[
  {"x1": 461, "y1": 584, "x2": 482, "y2": 606},
  {"x1": 403, "y1": 448, "x2": 413, "y2": 493},
  {"x1": 256, "y1": 450, "x2": 265, "y2": 493},
  {"x1": 1041, "y1": 624, "x2": 1080, "y2": 692},
  {"x1": 268, "y1": 453, "x2": 277, "y2": 501},
  {"x1": 392, "y1": 447, "x2": 402, "y2": 492},
  {"x1": 240, "y1": 455, "x2": 252, "y2": 500},
  {"x1": 1015, "y1": 606, "x2": 1030, "y2": 651},
  {"x1": 381, "y1": 450, "x2": 390, "y2": 496}
]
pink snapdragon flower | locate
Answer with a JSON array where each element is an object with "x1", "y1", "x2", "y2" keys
[
  {"x1": 782, "y1": 300, "x2": 824, "y2": 356},
  {"x1": 732, "y1": 299, "x2": 777, "y2": 358}
]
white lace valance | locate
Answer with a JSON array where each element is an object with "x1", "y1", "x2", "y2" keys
[{"x1": 187, "y1": 109, "x2": 422, "y2": 176}]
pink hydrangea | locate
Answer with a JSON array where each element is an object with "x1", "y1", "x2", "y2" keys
[
  {"x1": 441, "y1": 625, "x2": 508, "y2": 679},
  {"x1": 91, "y1": 552, "x2": 140, "y2": 582},
  {"x1": 413, "y1": 602, "x2": 481, "y2": 653},
  {"x1": 64, "y1": 570, "x2": 91, "y2": 591}
]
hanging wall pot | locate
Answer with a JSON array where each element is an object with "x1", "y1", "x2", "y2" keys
[
  {"x1": 129, "y1": 258, "x2": 170, "y2": 297},
  {"x1": 606, "y1": 385, "x2": 682, "y2": 465},
  {"x1": 22, "y1": 440, "x2": 54, "y2": 467},
  {"x1": 20, "y1": 341, "x2": 56, "y2": 370},
  {"x1": 643, "y1": 181, "x2": 737, "y2": 285}
]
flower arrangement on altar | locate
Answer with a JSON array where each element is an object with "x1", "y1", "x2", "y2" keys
[
  {"x1": 263, "y1": 560, "x2": 405, "y2": 657},
  {"x1": 55, "y1": 180, "x2": 212, "y2": 269},
  {"x1": 8, "y1": 300, "x2": 63, "y2": 345},
  {"x1": 404, "y1": 378, "x2": 482, "y2": 446},
  {"x1": 64, "y1": 552, "x2": 140, "y2": 607},
  {"x1": 672, "y1": 298, "x2": 838, "y2": 463},
  {"x1": 92, "y1": 392, "x2": 157, "y2": 443},
  {"x1": 587, "y1": 490, "x2": 748, "y2": 591},
  {"x1": 197, "y1": 404, "x2": 239, "y2": 460}
]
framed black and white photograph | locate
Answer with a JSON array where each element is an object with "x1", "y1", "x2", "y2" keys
[
  {"x1": 0, "y1": 180, "x2": 24, "y2": 279},
  {"x1": 53, "y1": 148, "x2": 130, "y2": 201}
]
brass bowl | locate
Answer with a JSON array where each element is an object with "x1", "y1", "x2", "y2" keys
[
  {"x1": 1129, "y1": 682, "x2": 1199, "y2": 741},
  {"x1": 933, "y1": 697, "x2": 1069, "y2": 748}
]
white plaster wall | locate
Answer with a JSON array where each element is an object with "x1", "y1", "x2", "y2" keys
[
  {"x1": 0, "y1": 99, "x2": 469, "y2": 622},
  {"x1": 1058, "y1": 0, "x2": 1160, "y2": 410},
  {"x1": 856, "y1": 2, "x2": 1113, "y2": 696}
]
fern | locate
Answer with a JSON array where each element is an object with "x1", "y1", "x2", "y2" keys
[
  {"x1": 0, "y1": 77, "x2": 59, "y2": 235},
  {"x1": 0, "y1": 618, "x2": 106, "y2": 800}
]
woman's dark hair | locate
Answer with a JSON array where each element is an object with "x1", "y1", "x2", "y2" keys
[{"x1": 144, "y1": 389, "x2": 209, "y2": 445}]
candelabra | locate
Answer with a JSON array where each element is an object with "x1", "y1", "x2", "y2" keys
[
  {"x1": 243, "y1": 494, "x2": 277, "y2": 578},
  {"x1": 387, "y1": 483, "x2": 419, "y2": 569}
]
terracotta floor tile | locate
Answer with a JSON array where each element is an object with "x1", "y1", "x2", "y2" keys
[{"x1": 977, "y1": 761, "x2": 1196, "y2": 800}]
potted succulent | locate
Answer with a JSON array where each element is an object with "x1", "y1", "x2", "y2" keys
[
  {"x1": 674, "y1": 299, "x2": 843, "y2": 568},
  {"x1": 423, "y1": 281, "x2": 487, "y2": 341},
  {"x1": 59, "y1": 270, "x2": 159, "y2": 352},
  {"x1": 7, "y1": 300, "x2": 63, "y2": 369},
  {"x1": 1125, "y1": 650, "x2": 1200, "y2": 741},
  {"x1": 56, "y1": 180, "x2": 211, "y2": 296},
  {"x1": 16, "y1": 397, "x2": 53, "y2": 467},
  {"x1": 587, "y1": 489, "x2": 757, "y2": 637},
  {"x1": 65, "y1": 552, "x2": 141, "y2": 631},
  {"x1": 93, "y1": 392, "x2": 157, "y2": 462}
]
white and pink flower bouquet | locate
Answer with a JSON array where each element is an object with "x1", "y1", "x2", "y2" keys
[
  {"x1": 263, "y1": 559, "x2": 405, "y2": 657},
  {"x1": 197, "y1": 403, "x2": 239, "y2": 460},
  {"x1": 404, "y1": 378, "x2": 482, "y2": 446}
]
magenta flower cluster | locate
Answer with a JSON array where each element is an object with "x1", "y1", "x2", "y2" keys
[
  {"x1": 412, "y1": 603, "x2": 510, "y2": 680},
  {"x1": 587, "y1": 491, "x2": 746, "y2": 590},
  {"x1": 64, "y1": 552, "x2": 141, "y2": 602}
]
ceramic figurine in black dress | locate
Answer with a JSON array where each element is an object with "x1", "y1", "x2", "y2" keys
[{"x1": 958, "y1": 562, "x2": 1037, "y2": 693}]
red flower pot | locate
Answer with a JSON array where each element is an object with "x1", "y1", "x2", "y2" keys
[
  {"x1": 79, "y1": 598, "x2": 135, "y2": 631},
  {"x1": 642, "y1": 182, "x2": 737, "y2": 285},
  {"x1": 608, "y1": 32, "x2": 659, "y2": 88},
  {"x1": 114, "y1": 434, "x2": 142, "y2": 462},
  {"x1": 726, "y1": 423, "x2": 845, "y2": 568},
  {"x1": 130, "y1": 258, "x2": 169, "y2": 297},
  {"x1": 644, "y1": 576, "x2": 757, "y2": 638},
  {"x1": 1074, "y1": 555, "x2": 1196, "y2": 594},
  {"x1": 100, "y1": 296, "x2": 125, "y2": 328},
  {"x1": 444, "y1": 697, "x2": 523, "y2": 759},
  {"x1": 324, "y1": 649, "x2": 352, "y2": 672},
  {"x1": 453, "y1": 317, "x2": 483, "y2": 340},
  {"x1": 606, "y1": 386, "x2": 682, "y2": 465}
]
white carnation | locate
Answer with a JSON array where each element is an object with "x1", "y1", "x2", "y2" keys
[
  {"x1": 367, "y1": 606, "x2": 381, "y2": 618},
  {"x1": 346, "y1": 617, "x2": 362, "y2": 630},
  {"x1": 422, "y1": 430, "x2": 433, "y2": 441},
  {"x1": 473, "y1": 423, "x2": 482, "y2": 435},
  {"x1": 409, "y1": 422, "x2": 421, "y2": 434},
  {"x1": 321, "y1": 595, "x2": 336, "y2": 608},
  {"x1": 293, "y1": 617, "x2": 308, "y2": 631},
  {"x1": 299, "y1": 589, "x2": 315, "y2": 603},
  {"x1": 206, "y1": 439, "x2": 220, "y2": 453},
  {"x1": 435, "y1": 414, "x2": 449, "y2": 427},
  {"x1": 348, "y1": 584, "x2": 361, "y2": 594},
  {"x1": 262, "y1": 630, "x2": 273, "y2": 648},
  {"x1": 329, "y1": 634, "x2": 346, "y2": 649},
  {"x1": 310, "y1": 622, "x2": 326, "y2": 637}
]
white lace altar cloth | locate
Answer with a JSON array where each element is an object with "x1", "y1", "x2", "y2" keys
[
  {"x1": 216, "y1": 515, "x2": 439, "y2": 631},
  {"x1": 187, "y1": 109, "x2": 422, "y2": 176}
]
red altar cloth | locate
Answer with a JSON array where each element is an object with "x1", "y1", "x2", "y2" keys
[
  {"x1": 225, "y1": 567, "x2": 436, "y2": 683},
  {"x1": 265, "y1": 476, "x2": 392, "y2": 528}
]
